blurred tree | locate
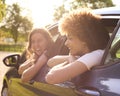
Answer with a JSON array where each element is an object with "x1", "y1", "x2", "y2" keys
[
  {"x1": 0, "y1": 3, "x2": 33, "y2": 44},
  {"x1": 53, "y1": 4, "x2": 68, "y2": 22},
  {"x1": 0, "y1": 0, "x2": 6, "y2": 21},
  {"x1": 53, "y1": 0, "x2": 114, "y2": 22}
]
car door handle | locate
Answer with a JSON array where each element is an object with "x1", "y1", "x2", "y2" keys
[{"x1": 74, "y1": 86, "x2": 101, "y2": 96}]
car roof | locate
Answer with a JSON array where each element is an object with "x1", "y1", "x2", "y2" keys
[
  {"x1": 93, "y1": 6, "x2": 120, "y2": 16},
  {"x1": 93, "y1": 7, "x2": 120, "y2": 22},
  {"x1": 92, "y1": 7, "x2": 120, "y2": 29}
]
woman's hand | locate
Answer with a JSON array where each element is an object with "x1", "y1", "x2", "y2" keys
[
  {"x1": 68, "y1": 55, "x2": 78, "y2": 63},
  {"x1": 18, "y1": 59, "x2": 34, "y2": 75},
  {"x1": 37, "y1": 50, "x2": 47, "y2": 61},
  {"x1": 32, "y1": 53, "x2": 39, "y2": 62},
  {"x1": 30, "y1": 52, "x2": 41, "y2": 63},
  {"x1": 21, "y1": 50, "x2": 48, "y2": 82}
]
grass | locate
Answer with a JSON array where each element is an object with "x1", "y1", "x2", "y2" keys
[{"x1": 0, "y1": 44, "x2": 25, "y2": 52}]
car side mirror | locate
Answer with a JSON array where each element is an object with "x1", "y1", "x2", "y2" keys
[{"x1": 3, "y1": 54, "x2": 20, "y2": 67}]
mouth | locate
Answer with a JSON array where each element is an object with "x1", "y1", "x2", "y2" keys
[
  {"x1": 34, "y1": 49, "x2": 42, "y2": 56},
  {"x1": 34, "y1": 49, "x2": 41, "y2": 53},
  {"x1": 36, "y1": 49, "x2": 40, "y2": 51},
  {"x1": 68, "y1": 47, "x2": 71, "y2": 50}
]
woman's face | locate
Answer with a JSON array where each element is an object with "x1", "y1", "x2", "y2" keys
[
  {"x1": 31, "y1": 32, "x2": 47, "y2": 56},
  {"x1": 65, "y1": 34, "x2": 89, "y2": 56}
]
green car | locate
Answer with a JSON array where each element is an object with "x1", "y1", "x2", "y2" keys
[{"x1": 1, "y1": 7, "x2": 120, "y2": 96}]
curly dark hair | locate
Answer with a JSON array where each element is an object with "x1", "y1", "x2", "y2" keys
[{"x1": 59, "y1": 8, "x2": 110, "y2": 51}]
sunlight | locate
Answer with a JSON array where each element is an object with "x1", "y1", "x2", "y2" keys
[
  {"x1": 28, "y1": 1, "x2": 54, "y2": 27},
  {"x1": 6, "y1": 0, "x2": 63, "y2": 28},
  {"x1": 6, "y1": 0, "x2": 119, "y2": 28},
  {"x1": 112, "y1": 0, "x2": 120, "y2": 6}
]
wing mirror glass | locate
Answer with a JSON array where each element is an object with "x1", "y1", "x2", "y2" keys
[{"x1": 3, "y1": 54, "x2": 20, "y2": 67}]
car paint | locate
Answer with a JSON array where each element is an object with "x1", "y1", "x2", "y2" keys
[{"x1": 6, "y1": 78, "x2": 77, "y2": 96}]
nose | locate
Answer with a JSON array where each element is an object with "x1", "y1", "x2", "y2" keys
[
  {"x1": 34, "y1": 42, "x2": 38, "y2": 48},
  {"x1": 33, "y1": 42, "x2": 41, "y2": 49}
]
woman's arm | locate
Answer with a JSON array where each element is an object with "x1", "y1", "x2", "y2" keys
[
  {"x1": 45, "y1": 60, "x2": 88, "y2": 84},
  {"x1": 46, "y1": 55, "x2": 80, "y2": 84},
  {"x1": 18, "y1": 59, "x2": 33, "y2": 75},
  {"x1": 21, "y1": 53, "x2": 48, "y2": 82},
  {"x1": 45, "y1": 50, "x2": 103, "y2": 84},
  {"x1": 47, "y1": 55, "x2": 70, "y2": 68}
]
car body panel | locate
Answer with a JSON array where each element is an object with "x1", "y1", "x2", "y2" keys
[
  {"x1": 7, "y1": 78, "x2": 77, "y2": 96},
  {"x1": 75, "y1": 62, "x2": 120, "y2": 96}
]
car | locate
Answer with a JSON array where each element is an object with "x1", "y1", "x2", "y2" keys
[{"x1": 1, "y1": 7, "x2": 120, "y2": 96}]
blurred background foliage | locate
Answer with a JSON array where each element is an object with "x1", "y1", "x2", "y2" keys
[
  {"x1": 53, "y1": 0, "x2": 114, "y2": 21},
  {"x1": 0, "y1": 0, "x2": 6, "y2": 21},
  {"x1": 0, "y1": 0, "x2": 114, "y2": 52}
]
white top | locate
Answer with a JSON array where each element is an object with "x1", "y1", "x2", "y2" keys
[{"x1": 77, "y1": 50, "x2": 104, "y2": 70}]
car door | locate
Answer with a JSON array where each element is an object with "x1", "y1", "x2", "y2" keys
[
  {"x1": 5, "y1": 64, "x2": 77, "y2": 95},
  {"x1": 74, "y1": 20, "x2": 120, "y2": 96},
  {"x1": 8, "y1": 78, "x2": 77, "y2": 96}
]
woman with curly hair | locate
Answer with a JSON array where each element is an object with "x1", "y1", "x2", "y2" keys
[{"x1": 45, "y1": 8, "x2": 110, "y2": 84}]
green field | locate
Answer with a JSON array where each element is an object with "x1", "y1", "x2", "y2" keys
[{"x1": 0, "y1": 44, "x2": 25, "y2": 52}]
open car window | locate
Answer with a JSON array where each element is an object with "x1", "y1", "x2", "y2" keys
[{"x1": 105, "y1": 20, "x2": 120, "y2": 64}]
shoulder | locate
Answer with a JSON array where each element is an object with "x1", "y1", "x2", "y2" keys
[
  {"x1": 91, "y1": 49, "x2": 104, "y2": 55},
  {"x1": 85, "y1": 49, "x2": 104, "y2": 59},
  {"x1": 77, "y1": 49, "x2": 104, "y2": 70},
  {"x1": 80, "y1": 49, "x2": 104, "y2": 59}
]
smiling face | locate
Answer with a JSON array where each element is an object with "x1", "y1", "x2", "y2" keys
[
  {"x1": 30, "y1": 32, "x2": 48, "y2": 56},
  {"x1": 65, "y1": 34, "x2": 90, "y2": 56}
]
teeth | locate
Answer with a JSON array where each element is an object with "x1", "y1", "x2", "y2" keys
[{"x1": 36, "y1": 49, "x2": 40, "y2": 51}]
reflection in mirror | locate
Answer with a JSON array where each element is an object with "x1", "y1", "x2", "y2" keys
[
  {"x1": 3, "y1": 54, "x2": 20, "y2": 67},
  {"x1": 5, "y1": 56, "x2": 18, "y2": 66},
  {"x1": 5, "y1": 56, "x2": 17, "y2": 65}
]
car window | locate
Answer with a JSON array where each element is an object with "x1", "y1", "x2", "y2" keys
[
  {"x1": 105, "y1": 24, "x2": 120, "y2": 64},
  {"x1": 111, "y1": 27, "x2": 120, "y2": 58}
]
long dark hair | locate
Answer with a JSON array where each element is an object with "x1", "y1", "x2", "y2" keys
[{"x1": 26, "y1": 28, "x2": 54, "y2": 59}]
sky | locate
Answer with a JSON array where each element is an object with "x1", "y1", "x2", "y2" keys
[
  {"x1": 6, "y1": 0, "x2": 120, "y2": 28},
  {"x1": 6, "y1": 0, "x2": 64, "y2": 28}
]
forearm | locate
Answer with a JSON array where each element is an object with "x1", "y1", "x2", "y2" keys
[
  {"x1": 47, "y1": 55, "x2": 69, "y2": 68},
  {"x1": 18, "y1": 60, "x2": 33, "y2": 75},
  {"x1": 21, "y1": 53, "x2": 48, "y2": 82},
  {"x1": 45, "y1": 61, "x2": 88, "y2": 84}
]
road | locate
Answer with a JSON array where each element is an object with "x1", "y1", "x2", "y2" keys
[{"x1": 0, "y1": 51, "x2": 19, "y2": 95}]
